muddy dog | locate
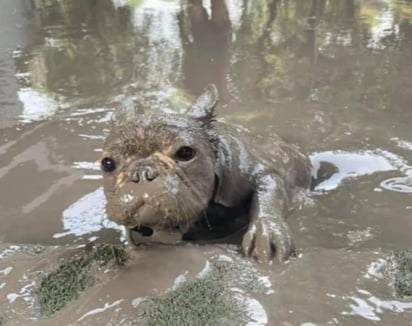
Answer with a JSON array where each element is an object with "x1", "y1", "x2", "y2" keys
[{"x1": 101, "y1": 85, "x2": 312, "y2": 263}]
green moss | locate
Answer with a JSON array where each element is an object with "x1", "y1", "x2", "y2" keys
[
  {"x1": 388, "y1": 250, "x2": 412, "y2": 298},
  {"x1": 35, "y1": 244, "x2": 127, "y2": 317},
  {"x1": 141, "y1": 263, "x2": 248, "y2": 326}
]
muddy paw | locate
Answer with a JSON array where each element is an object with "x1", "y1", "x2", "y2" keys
[{"x1": 242, "y1": 217, "x2": 295, "y2": 263}]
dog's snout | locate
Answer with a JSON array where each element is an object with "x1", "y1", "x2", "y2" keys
[{"x1": 130, "y1": 166, "x2": 158, "y2": 183}]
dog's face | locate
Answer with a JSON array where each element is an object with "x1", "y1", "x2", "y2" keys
[{"x1": 101, "y1": 86, "x2": 219, "y2": 238}]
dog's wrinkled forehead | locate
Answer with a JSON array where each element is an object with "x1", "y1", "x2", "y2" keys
[{"x1": 105, "y1": 110, "x2": 204, "y2": 157}]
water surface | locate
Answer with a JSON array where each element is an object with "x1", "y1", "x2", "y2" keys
[{"x1": 0, "y1": 0, "x2": 411, "y2": 324}]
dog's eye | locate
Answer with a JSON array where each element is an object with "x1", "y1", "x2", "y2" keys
[
  {"x1": 101, "y1": 157, "x2": 116, "y2": 172},
  {"x1": 175, "y1": 146, "x2": 196, "y2": 161}
]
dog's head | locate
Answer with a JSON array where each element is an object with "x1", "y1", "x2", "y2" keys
[{"x1": 101, "y1": 85, "x2": 219, "y2": 241}]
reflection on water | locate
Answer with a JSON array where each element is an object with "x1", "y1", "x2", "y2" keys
[
  {"x1": 343, "y1": 288, "x2": 412, "y2": 321},
  {"x1": 311, "y1": 149, "x2": 412, "y2": 192},
  {"x1": 311, "y1": 150, "x2": 397, "y2": 191},
  {"x1": 54, "y1": 187, "x2": 124, "y2": 240},
  {"x1": 77, "y1": 299, "x2": 124, "y2": 322},
  {"x1": 341, "y1": 258, "x2": 412, "y2": 322},
  {"x1": 17, "y1": 88, "x2": 61, "y2": 122},
  {"x1": 1, "y1": 0, "x2": 412, "y2": 324},
  {"x1": 7, "y1": 0, "x2": 412, "y2": 122},
  {"x1": 381, "y1": 174, "x2": 412, "y2": 193}
]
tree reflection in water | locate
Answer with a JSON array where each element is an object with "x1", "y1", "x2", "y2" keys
[{"x1": 13, "y1": 0, "x2": 412, "y2": 128}]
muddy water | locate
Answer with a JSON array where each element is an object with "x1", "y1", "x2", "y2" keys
[{"x1": 1, "y1": 0, "x2": 412, "y2": 325}]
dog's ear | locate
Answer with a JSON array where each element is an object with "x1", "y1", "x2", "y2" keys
[{"x1": 185, "y1": 84, "x2": 219, "y2": 127}]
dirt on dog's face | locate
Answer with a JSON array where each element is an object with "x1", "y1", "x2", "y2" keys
[{"x1": 101, "y1": 88, "x2": 219, "y2": 237}]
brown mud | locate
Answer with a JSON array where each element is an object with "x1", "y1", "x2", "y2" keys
[{"x1": 1, "y1": 0, "x2": 412, "y2": 325}]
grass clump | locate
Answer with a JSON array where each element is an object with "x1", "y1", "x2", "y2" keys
[
  {"x1": 141, "y1": 265, "x2": 248, "y2": 326},
  {"x1": 35, "y1": 244, "x2": 127, "y2": 316},
  {"x1": 388, "y1": 249, "x2": 412, "y2": 298}
]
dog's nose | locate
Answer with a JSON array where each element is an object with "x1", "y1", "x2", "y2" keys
[
  {"x1": 143, "y1": 166, "x2": 158, "y2": 181},
  {"x1": 130, "y1": 166, "x2": 158, "y2": 183},
  {"x1": 130, "y1": 170, "x2": 140, "y2": 183}
]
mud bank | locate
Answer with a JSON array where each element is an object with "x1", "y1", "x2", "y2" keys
[{"x1": 1, "y1": 243, "x2": 412, "y2": 325}]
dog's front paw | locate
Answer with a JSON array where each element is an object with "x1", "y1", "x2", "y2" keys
[{"x1": 242, "y1": 217, "x2": 295, "y2": 263}]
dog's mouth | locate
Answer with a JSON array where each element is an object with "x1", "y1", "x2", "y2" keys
[
  {"x1": 128, "y1": 224, "x2": 184, "y2": 246},
  {"x1": 131, "y1": 226, "x2": 154, "y2": 237}
]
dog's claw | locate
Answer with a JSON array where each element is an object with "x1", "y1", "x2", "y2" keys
[{"x1": 242, "y1": 217, "x2": 294, "y2": 263}]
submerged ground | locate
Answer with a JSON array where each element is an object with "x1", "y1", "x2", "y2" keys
[{"x1": 0, "y1": 0, "x2": 411, "y2": 325}]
